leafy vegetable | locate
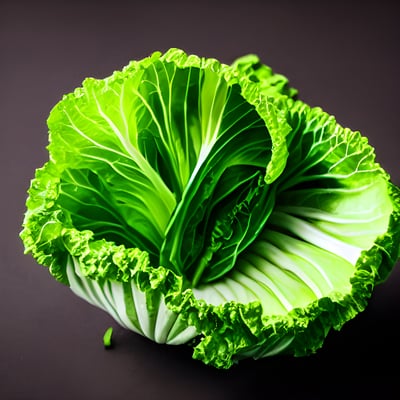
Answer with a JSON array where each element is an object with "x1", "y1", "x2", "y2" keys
[{"x1": 21, "y1": 48, "x2": 400, "y2": 369}]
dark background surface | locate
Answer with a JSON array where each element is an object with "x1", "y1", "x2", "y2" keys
[{"x1": 1, "y1": 1, "x2": 399, "y2": 398}]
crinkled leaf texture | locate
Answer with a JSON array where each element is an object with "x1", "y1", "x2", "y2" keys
[{"x1": 21, "y1": 48, "x2": 400, "y2": 369}]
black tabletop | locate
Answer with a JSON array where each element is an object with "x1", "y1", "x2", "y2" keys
[{"x1": 2, "y1": 1, "x2": 399, "y2": 399}]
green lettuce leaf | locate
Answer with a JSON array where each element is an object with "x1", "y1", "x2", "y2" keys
[
  {"x1": 190, "y1": 98, "x2": 400, "y2": 367},
  {"x1": 20, "y1": 48, "x2": 400, "y2": 369}
]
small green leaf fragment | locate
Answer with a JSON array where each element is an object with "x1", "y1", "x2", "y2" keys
[{"x1": 103, "y1": 326, "x2": 113, "y2": 349}]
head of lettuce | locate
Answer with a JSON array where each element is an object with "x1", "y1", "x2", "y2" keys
[{"x1": 20, "y1": 48, "x2": 400, "y2": 369}]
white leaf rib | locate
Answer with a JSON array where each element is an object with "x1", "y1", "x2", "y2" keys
[
  {"x1": 239, "y1": 256, "x2": 294, "y2": 312},
  {"x1": 251, "y1": 239, "x2": 324, "y2": 298},
  {"x1": 269, "y1": 211, "x2": 363, "y2": 265}
]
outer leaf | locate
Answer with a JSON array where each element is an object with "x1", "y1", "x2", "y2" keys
[
  {"x1": 189, "y1": 100, "x2": 400, "y2": 367},
  {"x1": 231, "y1": 54, "x2": 298, "y2": 99}
]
